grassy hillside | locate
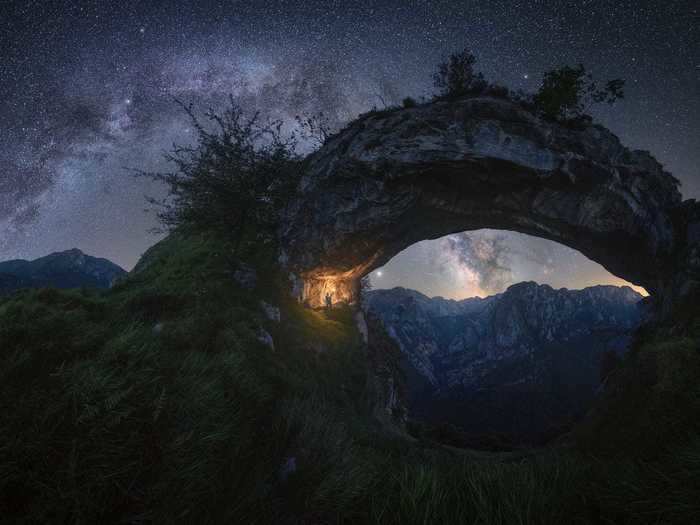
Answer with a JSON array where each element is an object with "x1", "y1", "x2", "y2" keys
[{"x1": 1, "y1": 232, "x2": 699, "y2": 524}]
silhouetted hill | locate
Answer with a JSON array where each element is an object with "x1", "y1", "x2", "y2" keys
[{"x1": 0, "y1": 249, "x2": 126, "y2": 294}]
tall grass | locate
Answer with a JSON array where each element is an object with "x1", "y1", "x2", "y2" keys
[{"x1": 1, "y1": 232, "x2": 699, "y2": 523}]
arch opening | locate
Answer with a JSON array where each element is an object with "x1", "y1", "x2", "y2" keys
[
  {"x1": 299, "y1": 218, "x2": 653, "y2": 309},
  {"x1": 362, "y1": 230, "x2": 647, "y2": 448},
  {"x1": 367, "y1": 229, "x2": 648, "y2": 300},
  {"x1": 283, "y1": 96, "x2": 683, "y2": 313}
]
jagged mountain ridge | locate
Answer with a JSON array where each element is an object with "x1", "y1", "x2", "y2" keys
[
  {"x1": 0, "y1": 248, "x2": 126, "y2": 294},
  {"x1": 364, "y1": 282, "x2": 643, "y2": 443}
]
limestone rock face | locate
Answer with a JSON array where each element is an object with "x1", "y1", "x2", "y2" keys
[
  {"x1": 364, "y1": 283, "x2": 643, "y2": 441},
  {"x1": 282, "y1": 96, "x2": 690, "y2": 310}
]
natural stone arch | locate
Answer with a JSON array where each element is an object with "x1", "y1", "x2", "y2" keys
[{"x1": 282, "y1": 96, "x2": 695, "y2": 312}]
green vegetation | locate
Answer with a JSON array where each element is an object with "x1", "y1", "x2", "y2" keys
[
  {"x1": 431, "y1": 49, "x2": 624, "y2": 125},
  {"x1": 136, "y1": 97, "x2": 302, "y2": 250},
  {"x1": 401, "y1": 97, "x2": 417, "y2": 108},
  {"x1": 532, "y1": 64, "x2": 624, "y2": 121},
  {"x1": 576, "y1": 334, "x2": 700, "y2": 458},
  {"x1": 0, "y1": 233, "x2": 369, "y2": 522},
  {"x1": 432, "y1": 48, "x2": 487, "y2": 98},
  {"x1": 1, "y1": 232, "x2": 700, "y2": 523}
]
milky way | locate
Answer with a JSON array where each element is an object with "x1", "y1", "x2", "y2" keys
[{"x1": 1, "y1": 0, "x2": 698, "y2": 297}]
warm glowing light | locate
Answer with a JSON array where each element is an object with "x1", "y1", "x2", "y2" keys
[
  {"x1": 302, "y1": 255, "x2": 381, "y2": 308},
  {"x1": 302, "y1": 273, "x2": 359, "y2": 308}
]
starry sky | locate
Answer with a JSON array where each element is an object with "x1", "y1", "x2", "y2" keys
[{"x1": 2, "y1": 0, "x2": 698, "y2": 299}]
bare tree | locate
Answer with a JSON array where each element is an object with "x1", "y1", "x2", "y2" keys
[
  {"x1": 294, "y1": 112, "x2": 333, "y2": 148},
  {"x1": 137, "y1": 96, "x2": 301, "y2": 252}
]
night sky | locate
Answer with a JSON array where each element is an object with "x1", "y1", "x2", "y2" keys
[{"x1": 2, "y1": 0, "x2": 698, "y2": 299}]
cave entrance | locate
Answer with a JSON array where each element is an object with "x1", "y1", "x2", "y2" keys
[{"x1": 362, "y1": 229, "x2": 646, "y2": 449}]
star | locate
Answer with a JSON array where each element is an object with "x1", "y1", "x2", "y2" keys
[{"x1": 1, "y1": 0, "x2": 696, "y2": 282}]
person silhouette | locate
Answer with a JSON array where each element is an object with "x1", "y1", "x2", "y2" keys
[{"x1": 324, "y1": 292, "x2": 333, "y2": 309}]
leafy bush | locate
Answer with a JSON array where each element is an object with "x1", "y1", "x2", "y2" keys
[
  {"x1": 401, "y1": 97, "x2": 417, "y2": 108},
  {"x1": 432, "y1": 48, "x2": 487, "y2": 98},
  {"x1": 427, "y1": 51, "x2": 624, "y2": 127},
  {"x1": 483, "y1": 83, "x2": 510, "y2": 99},
  {"x1": 533, "y1": 64, "x2": 624, "y2": 120}
]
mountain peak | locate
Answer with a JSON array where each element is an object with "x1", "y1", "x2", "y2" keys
[
  {"x1": 0, "y1": 249, "x2": 126, "y2": 294},
  {"x1": 369, "y1": 281, "x2": 643, "y2": 307},
  {"x1": 365, "y1": 281, "x2": 644, "y2": 442}
]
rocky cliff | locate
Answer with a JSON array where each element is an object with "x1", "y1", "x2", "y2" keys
[
  {"x1": 364, "y1": 282, "x2": 643, "y2": 443},
  {"x1": 0, "y1": 248, "x2": 126, "y2": 294},
  {"x1": 281, "y1": 95, "x2": 696, "y2": 314}
]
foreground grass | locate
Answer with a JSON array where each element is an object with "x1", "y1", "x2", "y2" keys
[{"x1": 1, "y1": 233, "x2": 699, "y2": 523}]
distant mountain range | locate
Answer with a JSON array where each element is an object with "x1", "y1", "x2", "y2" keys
[
  {"x1": 0, "y1": 249, "x2": 126, "y2": 295},
  {"x1": 364, "y1": 282, "x2": 644, "y2": 445},
  {"x1": 0, "y1": 247, "x2": 644, "y2": 445}
]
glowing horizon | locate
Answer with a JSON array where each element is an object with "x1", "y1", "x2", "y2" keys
[{"x1": 369, "y1": 230, "x2": 650, "y2": 301}]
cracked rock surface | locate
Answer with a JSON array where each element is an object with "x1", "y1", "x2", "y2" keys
[{"x1": 282, "y1": 96, "x2": 695, "y2": 311}]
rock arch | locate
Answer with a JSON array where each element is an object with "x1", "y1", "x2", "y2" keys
[{"x1": 282, "y1": 97, "x2": 696, "y2": 313}]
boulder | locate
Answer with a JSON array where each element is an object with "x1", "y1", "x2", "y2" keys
[
  {"x1": 256, "y1": 328, "x2": 274, "y2": 350},
  {"x1": 232, "y1": 263, "x2": 257, "y2": 291},
  {"x1": 260, "y1": 301, "x2": 281, "y2": 322}
]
